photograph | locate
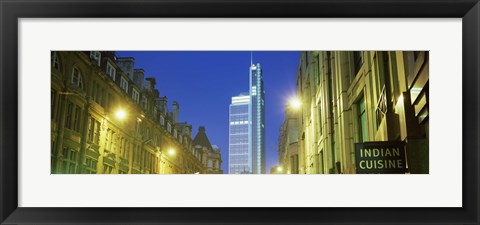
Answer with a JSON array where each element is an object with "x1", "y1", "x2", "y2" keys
[
  {"x1": 2, "y1": 0, "x2": 477, "y2": 223},
  {"x1": 51, "y1": 51, "x2": 429, "y2": 174}
]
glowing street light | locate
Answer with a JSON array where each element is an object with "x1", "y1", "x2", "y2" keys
[
  {"x1": 168, "y1": 148, "x2": 175, "y2": 156},
  {"x1": 115, "y1": 109, "x2": 127, "y2": 120},
  {"x1": 277, "y1": 167, "x2": 283, "y2": 172},
  {"x1": 289, "y1": 97, "x2": 301, "y2": 110}
]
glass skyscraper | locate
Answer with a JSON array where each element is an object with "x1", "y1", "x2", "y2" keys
[
  {"x1": 229, "y1": 93, "x2": 250, "y2": 174},
  {"x1": 249, "y1": 63, "x2": 266, "y2": 174},
  {"x1": 228, "y1": 63, "x2": 265, "y2": 174}
]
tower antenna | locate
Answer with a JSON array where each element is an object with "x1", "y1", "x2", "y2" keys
[{"x1": 250, "y1": 51, "x2": 253, "y2": 66}]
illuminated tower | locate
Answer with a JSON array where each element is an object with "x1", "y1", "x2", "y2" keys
[
  {"x1": 228, "y1": 58, "x2": 266, "y2": 174},
  {"x1": 229, "y1": 93, "x2": 251, "y2": 174},
  {"x1": 249, "y1": 62, "x2": 266, "y2": 174}
]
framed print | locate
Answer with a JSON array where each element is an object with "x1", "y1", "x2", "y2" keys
[{"x1": 1, "y1": 0, "x2": 479, "y2": 224}]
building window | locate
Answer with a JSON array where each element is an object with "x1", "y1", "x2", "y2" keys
[
  {"x1": 62, "y1": 147, "x2": 77, "y2": 174},
  {"x1": 290, "y1": 154, "x2": 299, "y2": 174},
  {"x1": 353, "y1": 51, "x2": 363, "y2": 76},
  {"x1": 146, "y1": 153, "x2": 151, "y2": 173},
  {"x1": 135, "y1": 120, "x2": 141, "y2": 135},
  {"x1": 167, "y1": 123, "x2": 172, "y2": 133},
  {"x1": 153, "y1": 155, "x2": 157, "y2": 173},
  {"x1": 91, "y1": 81, "x2": 97, "y2": 103},
  {"x1": 72, "y1": 105, "x2": 81, "y2": 132},
  {"x1": 65, "y1": 101, "x2": 81, "y2": 132},
  {"x1": 135, "y1": 144, "x2": 140, "y2": 165},
  {"x1": 160, "y1": 115, "x2": 165, "y2": 125},
  {"x1": 71, "y1": 67, "x2": 83, "y2": 90},
  {"x1": 319, "y1": 152, "x2": 324, "y2": 174},
  {"x1": 87, "y1": 117, "x2": 101, "y2": 145},
  {"x1": 154, "y1": 135, "x2": 159, "y2": 146},
  {"x1": 85, "y1": 157, "x2": 98, "y2": 174},
  {"x1": 120, "y1": 77, "x2": 128, "y2": 92},
  {"x1": 106, "y1": 62, "x2": 116, "y2": 80},
  {"x1": 99, "y1": 87, "x2": 105, "y2": 107},
  {"x1": 106, "y1": 93, "x2": 115, "y2": 112},
  {"x1": 103, "y1": 164, "x2": 113, "y2": 174},
  {"x1": 132, "y1": 89, "x2": 140, "y2": 104},
  {"x1": 119, "y1": 137, "x2": 124, "y2": 158},
  {"x1": 317, "y1": 102, "x2": 323, "y2": 137},
  {"x1": 315, "y1": 54, "x2": 321, "y2": 85},
  {"x1": 132, "y1": 144, "x2": 137, "y2": 164},
  {"x1": 105, "y1": 129, "x2": 115, "y2": 152},
  {"x1": 358, "y1": 96, "x2": 368, "y2": 142},
  {"x1": 142, "y1": 96, "x2": 148, "y2": 111},
  {"x1": 146, "y1": 128, "x2": 150, "y2": 139},
  {"x1": 92, "y1": 82, "x2": 104, "y2": 107},
  {"x1": 123, "y1": 140, "x2": 129, "y2": 158},
  {"x1": 87, "y1": 116, "x2": 94, "y2": 142},
  {"x1": 94, "y1": 121, "x2": 101, "y2": 144},
  {"x1": 90, "y1": 51, "x2": 101, "y2": 66},
  {"x1": 65, "y1": 102, "x2": 73, "y2": 130},
  {"x1": 51, "y1": 51, "x2": 60, "y2": 71},
  {"x1": 92, "y1": 82, "x2": 100, "y2": 106},
  {"x1": 374, "y1": 54, "x2": 387, "y2": 100}
]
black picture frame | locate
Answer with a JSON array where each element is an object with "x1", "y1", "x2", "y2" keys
[{"x1": 1, "y1": 0, "x2": 479, "y2": 224}]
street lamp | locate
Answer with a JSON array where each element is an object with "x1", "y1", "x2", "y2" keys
[
  {"x1": 156, "y1": 147, "x2": 176, "y2": 174},
  {"x1": 289, "y1": 97, "x2": 302, "y2": 110},
  {"x1": 114, "y1": 108, "x2": 127, "y2": 120},
  {"x1": 277, "y1": 166, "x2": 283, "y2": 172},
  {"x1": 112, "y1": 107, "x2": 149, "y2": 173}
]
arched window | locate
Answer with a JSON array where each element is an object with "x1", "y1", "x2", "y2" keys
[{"x1": 71, "y1": 67, "x2": 83, "y2": 90}]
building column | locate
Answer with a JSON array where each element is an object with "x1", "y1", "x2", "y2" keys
[
  {"x1": 53, "y1": 53, "x2": 73, "y2": 174},
  {"x1": 53, "y1": 94, "x2": 68, "y2": 173},
  {"x1": 128, "y1": 139, "x2": 134, "y2": 174},
  {"x1": 76, "y1": 98, "x2": 91, "y2": 174}
]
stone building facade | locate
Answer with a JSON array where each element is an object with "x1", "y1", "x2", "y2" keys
[
  {"x1": 280, "y1": 51, "x2": 429, "y2": 174},
  {"x1": 51, "y1": 51, "x2": 219, "y2": 174},
  {"x1": 278, "y1": 106, "x2": 299, "y2": 174},
  {"x1": 192, "y1": 126, "x2": 223, "y2": 174}
]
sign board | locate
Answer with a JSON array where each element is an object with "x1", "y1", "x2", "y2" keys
[{"x1": 355, "y1": 141, "x2": 407, "y2": 174}]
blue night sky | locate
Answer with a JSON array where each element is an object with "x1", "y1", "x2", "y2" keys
[{"x1": 116, "y1": 51, "x2": 300, "y2": 173}]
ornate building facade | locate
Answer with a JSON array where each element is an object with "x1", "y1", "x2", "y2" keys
[
  {"x1": 192, "y1": 126, "x2": 223, "y2": 174},
  {"x1": 279, "y1": 51, "x2": 429, "y2": 174},
  {"x1": 51, "y1": 51, "x2": 220, "y2": 174},
  {"x1": 278, "y1": 106, "x2": 299, "y2": 174}
]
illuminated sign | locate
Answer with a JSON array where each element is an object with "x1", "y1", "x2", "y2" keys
[{"x1": 355, "y1": 141, "x2": 407, "y2": 174}]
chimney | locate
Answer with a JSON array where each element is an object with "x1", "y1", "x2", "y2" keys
[
  {"x1": 116, "y1": 57, "x2": 135, "y2": 80},
  {"x1": 187, "y1": 125, "x2": 192, "y2": 137},
  {"x1": 172, "y1": 101, "x2": 179, "y2": 124},
  {"x1": 133, "y1": 69, "x2": 145, "y2": 88},
  {"x1": 145, "y1": 77, "x2": 156, "y2": 92},
  {"x1": 156, "y1": 96, "x2": 168, "y2": 114}
]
